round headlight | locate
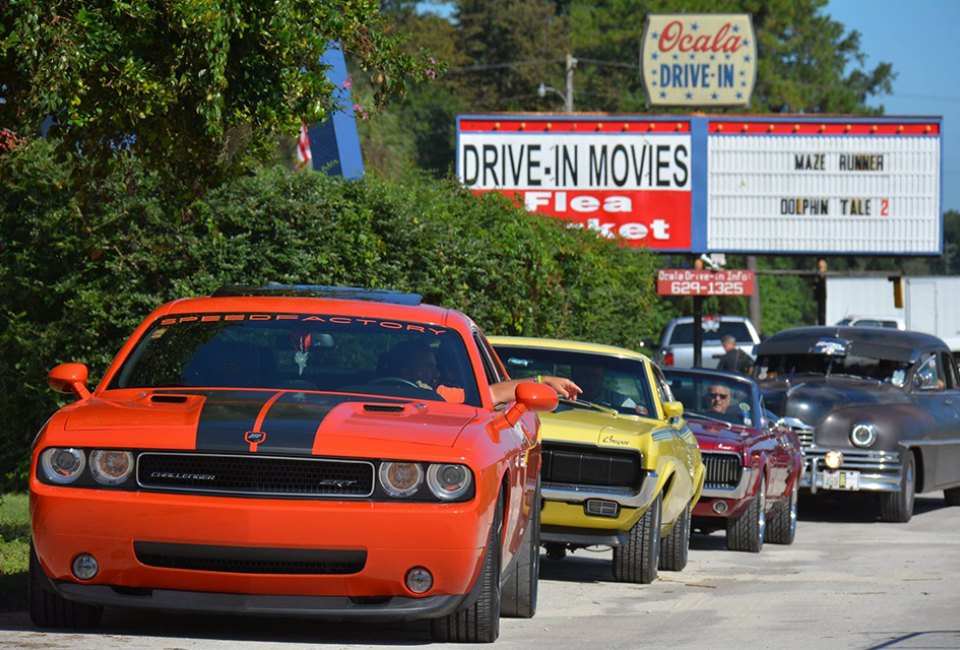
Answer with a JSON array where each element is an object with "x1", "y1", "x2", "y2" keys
[
  {"x1": 40, "y1": 448, "x2": 86, "y2": 484},
  {"x1": 379, "y1": 462, "x2": 423, "y2": 497},
  {"x1": 89, "y1": 450, "x2": 134, "y2": 486},
  {"x1": 426, "y1": 463, "x2": 472, "y2": 500},
  {"x1": 850, "y1": 423, "x2": 878, "y2": 448}
]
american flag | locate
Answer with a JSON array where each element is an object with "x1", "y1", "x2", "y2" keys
[{"x1": 296, "y1": 121, "x2": 312, "y2": 172}]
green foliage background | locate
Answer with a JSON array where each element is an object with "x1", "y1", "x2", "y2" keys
[{"x1": 0, "y1": 139, "x2": 660, "y2": 489}]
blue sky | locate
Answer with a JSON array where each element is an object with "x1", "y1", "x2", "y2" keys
[{"x1": 825, "y1": 0, "x2": 959, "y2": 212}]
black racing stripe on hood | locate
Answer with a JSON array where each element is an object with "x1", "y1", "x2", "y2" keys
[
  {"x1": 195, "y1": 390, "x2": 275, "y2": 452},
  {"x1": 256, "y1": 392, "x2": 367, "y2": 455}
]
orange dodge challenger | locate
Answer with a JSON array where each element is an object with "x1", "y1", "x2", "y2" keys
[{"x1": 29, "y1": 286, "x2": 557, "y2": 644}]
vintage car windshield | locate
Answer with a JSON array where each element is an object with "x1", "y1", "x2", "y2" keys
[
  {"x1": 108, "y1": 313, "x2": 483, "y2": 406},
  {"x1": 756, "y1": 353, "x2": 911, "y2": 386},
  {"x1": 495, "y1": 346, "x2": 656, "y2": 417},
  {"x1": 664, "y1": 372, "x2": 756, "y2": 426}
]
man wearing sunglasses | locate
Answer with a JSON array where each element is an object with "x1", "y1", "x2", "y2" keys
[{"x1": 705, "y1": 383, "x2": 735, "y2": 417}]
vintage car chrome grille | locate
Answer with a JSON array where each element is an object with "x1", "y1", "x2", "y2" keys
[
  {"x1": 805, "y1": 447, "x2": 901, "y2": 473},
  {"x1": 541, "y1": 443, "x2": 643, "y2": 491},
  {"x1": 781, "y1": 418, "x2": 816, "y2": 449},
  {"x1": 137, "y1": 453, "x2": 375, "y2": 497},
  {"x1": 133, "y1": 541, "x2": 366, "y2": 575},
  {"x1": 702, "y1": 452, "x2": 743, "y2": 489}
]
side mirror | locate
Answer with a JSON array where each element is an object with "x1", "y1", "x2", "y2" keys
[
  {"x1": 663, "y1": 400, "x2": 684, "y2": 419},
  {"x1": 504, "y1": 382, "x2": 560, "y2": 426},
  {"x1": 48, "y1": 363, "x2": 92, "y2": 400}
]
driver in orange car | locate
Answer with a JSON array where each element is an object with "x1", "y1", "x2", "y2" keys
[{"x1": 385, "y1": 340, "x2": 581, "y2": 405}]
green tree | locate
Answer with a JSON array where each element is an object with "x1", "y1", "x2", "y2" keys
[{"x1": 0, "y1": 0, "x2": 441, "y2": 196}]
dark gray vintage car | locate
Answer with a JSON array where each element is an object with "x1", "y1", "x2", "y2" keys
[{"x1": 753, "y1": 326, "x2": 960, "y2": 523}]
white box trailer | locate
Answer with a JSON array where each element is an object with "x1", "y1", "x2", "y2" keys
[{"x1": 826, "y1": 276, "x2": 960, "y2": 352}]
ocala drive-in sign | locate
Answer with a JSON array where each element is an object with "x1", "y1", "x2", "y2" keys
[{"x1": 456, "y1": 117, "x2": 692, "y2": 250}]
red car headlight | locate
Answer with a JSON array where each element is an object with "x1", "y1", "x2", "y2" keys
[
  {"x1": 89, "y1": 450, "x2": 135, "y2": 486},
  {"x1": 39, "y1": 448, "x2": 86, "y2": 484},
  {"x1": 379, "y1": 461, "x2": 424, "y2": 497},
  {"x1": 426, "y1": 464, "x2": 472, "y2": 500}
]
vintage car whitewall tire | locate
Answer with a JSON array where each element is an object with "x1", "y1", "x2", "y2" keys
[
  {"x1": 659, "y1": 500, "x2": 691, "y2": 572},
  {"x1": 879, "y1": 452, "x2": 916, "y2": 523},
  {"x1": 613, "y1": 492, "x2": 661, "y2": 584},
  {"x1": 728, "y1": 474, "x2": 766, "y2": 553},
  {"x1": 29, "y1": 544, "x2": 103, "y2": 629},
  {"x1": 765, "y1": 477, "x2": 798, "y2": 545},
  {"x1": 501, "y1": 480, "x2": 540, "y2": 618},
  {"x1": 431, "y1": 495, "x2": 503, "y2": 643}
]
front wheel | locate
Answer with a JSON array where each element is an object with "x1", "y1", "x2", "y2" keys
[
  {"x1": 29, "y1": 544, "x2": 103, "y2": 629},
  {"x1": 765, "y1": 478, "x2": 798, "y2": 545},
  {"x1": 431, "y1": 496, "x2": 502, "y2": 643},
  {"x1": 879, "y1": 451, "x2": 915, "y2": 523},
  {"x1": 727, "y1": 474, "x2": 766, "y2": 553},
  {"x1": 613, "y1": 492, "x2": 661, "y2": 584},
  {"x1": 659, "y1": 500, "x2": 691, "y2": 572},
  {"x1": 501, "y1": 481, "x2": 540, "y2": 618}
]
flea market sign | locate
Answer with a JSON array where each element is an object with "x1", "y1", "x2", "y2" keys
[{"x1": 641, "y1": 14, "x2": 757, "y2": 107}]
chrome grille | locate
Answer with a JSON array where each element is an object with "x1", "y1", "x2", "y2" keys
[
  {"x1": 702, "y1": 452, "x2": 743, "y2": 489},
  {"x1": 806, "y1": 447, "x2": 901, "y2": 473},
  {"x1": 781, "y1": 417, "x2": 815, "y2": 449},
  {"x1": 541, "y1": 443, "x2": 643, "y2": 491},
  {"x1": 137, "y1": 453, "x2": 375, "y2": 497}
]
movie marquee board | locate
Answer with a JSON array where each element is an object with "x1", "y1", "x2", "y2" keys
[{"x1": 456, "y1": 115, "x2": 943, "y2": 256}]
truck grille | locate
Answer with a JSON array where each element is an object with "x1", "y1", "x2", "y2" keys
[
  {"x1": 806, "y1": 447, "x2": 901, "y2": 473},
  {"x1": 541, "y1": 443, "x2": 643, "y2": 491},
  {"x1": 702, "y1": 452, "x2": 743, "y2": 489},
  {"x1": 137, "y1": 453, "x2": 375, "y2": 497},
  {"x1": 134, "y1": 542, "x2": 366, "y2": 575}
]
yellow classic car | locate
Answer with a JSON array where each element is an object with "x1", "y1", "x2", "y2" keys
[{"x1": 490, "y1": 337, "x2": 705, "y2": 584}]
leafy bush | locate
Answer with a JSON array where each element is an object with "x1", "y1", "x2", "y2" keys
[{"x1": 0, "y1": 140, "x2": 659, "y2": 489}]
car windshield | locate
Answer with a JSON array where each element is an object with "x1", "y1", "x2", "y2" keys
[
  {"x1": 108, "y1": 312, "x2": 483, "y2": 406},
  {"x1": 494, "y1": 345, "x2": 656, "y2": 417},
  {"x1": 668, "y1": 321, "x2": 751, "y2": 345},
  {"x1": 664, "y1": 373, "x2": 755, "y2": 426},
  {"x1": 755, "y1": 353, "x2": 911, "y2": 386}
]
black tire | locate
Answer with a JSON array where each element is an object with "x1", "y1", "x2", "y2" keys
[
  {"x1": 727, "y1": 474, "x2": 766, "y2": 553},
  {"x1": 945, "y1": 486, "x2": 960, "y2": 506},
  {"x1": 431, "y1": 496, "x2": 503, "y2": 643},
  {"x1": 613, "y1": 492, "x2": 661, "y2": 584},
  {"x1": 879, "y1": 451, "x2": 916, "y2": 523},
  {"x1": 659, "y1": 500, "x2": 691, "y2": 572},
  {"x1": 501, "y1": 481, "x2": 540, "y2": 618},
  {"x1": 29, "y1": 544, "x2": 103, "y2": 629},
  {"x1": 765, "y1": 478, "x2": 798, "y2": 545}
]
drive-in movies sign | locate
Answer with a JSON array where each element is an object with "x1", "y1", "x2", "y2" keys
[{"x1": 457, "y1": 117, "x2": 692, "y2": 251}]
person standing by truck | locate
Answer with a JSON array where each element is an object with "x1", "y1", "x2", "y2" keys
[{"x1": 717, "y1": 335, "x2": 754, "y2": 375}]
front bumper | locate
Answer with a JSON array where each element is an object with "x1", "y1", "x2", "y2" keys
[
  {"x1": 50, "y1": 582, "x2": 467, "y2": 622},
  {"x1": 31, "y1": 483, "x2": 490, "y2": 617},
  {"x1": 801, "y1": 448, "x2": 902, "y2": 494},
  {"x1": 539, "y1": 471, "x2": 659, "y2": 546}
]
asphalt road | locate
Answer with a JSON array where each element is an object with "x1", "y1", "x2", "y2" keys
[{"x1": 2, "y1": 492, "x2": 958, "y2": 650}]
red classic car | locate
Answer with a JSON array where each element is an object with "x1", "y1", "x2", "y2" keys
[
  {"x1": 663, "y1": 368, "x2": 804, "y2": 552},
  {"x1": 30, "y1": 285, "x2": 557, "y2": 643}
]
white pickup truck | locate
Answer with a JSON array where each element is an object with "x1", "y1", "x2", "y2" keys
[{"x1": 653, "y1": 315, "x2": 761, "y2": 369}]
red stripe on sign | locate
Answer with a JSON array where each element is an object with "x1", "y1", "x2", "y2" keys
[{"x1": 477, "y1": 188, "x2": 691, "y2": 250}]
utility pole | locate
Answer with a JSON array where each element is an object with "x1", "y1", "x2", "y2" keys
[{"x1": 565, "y1": 53, "x2": 576, "y2": 113}]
